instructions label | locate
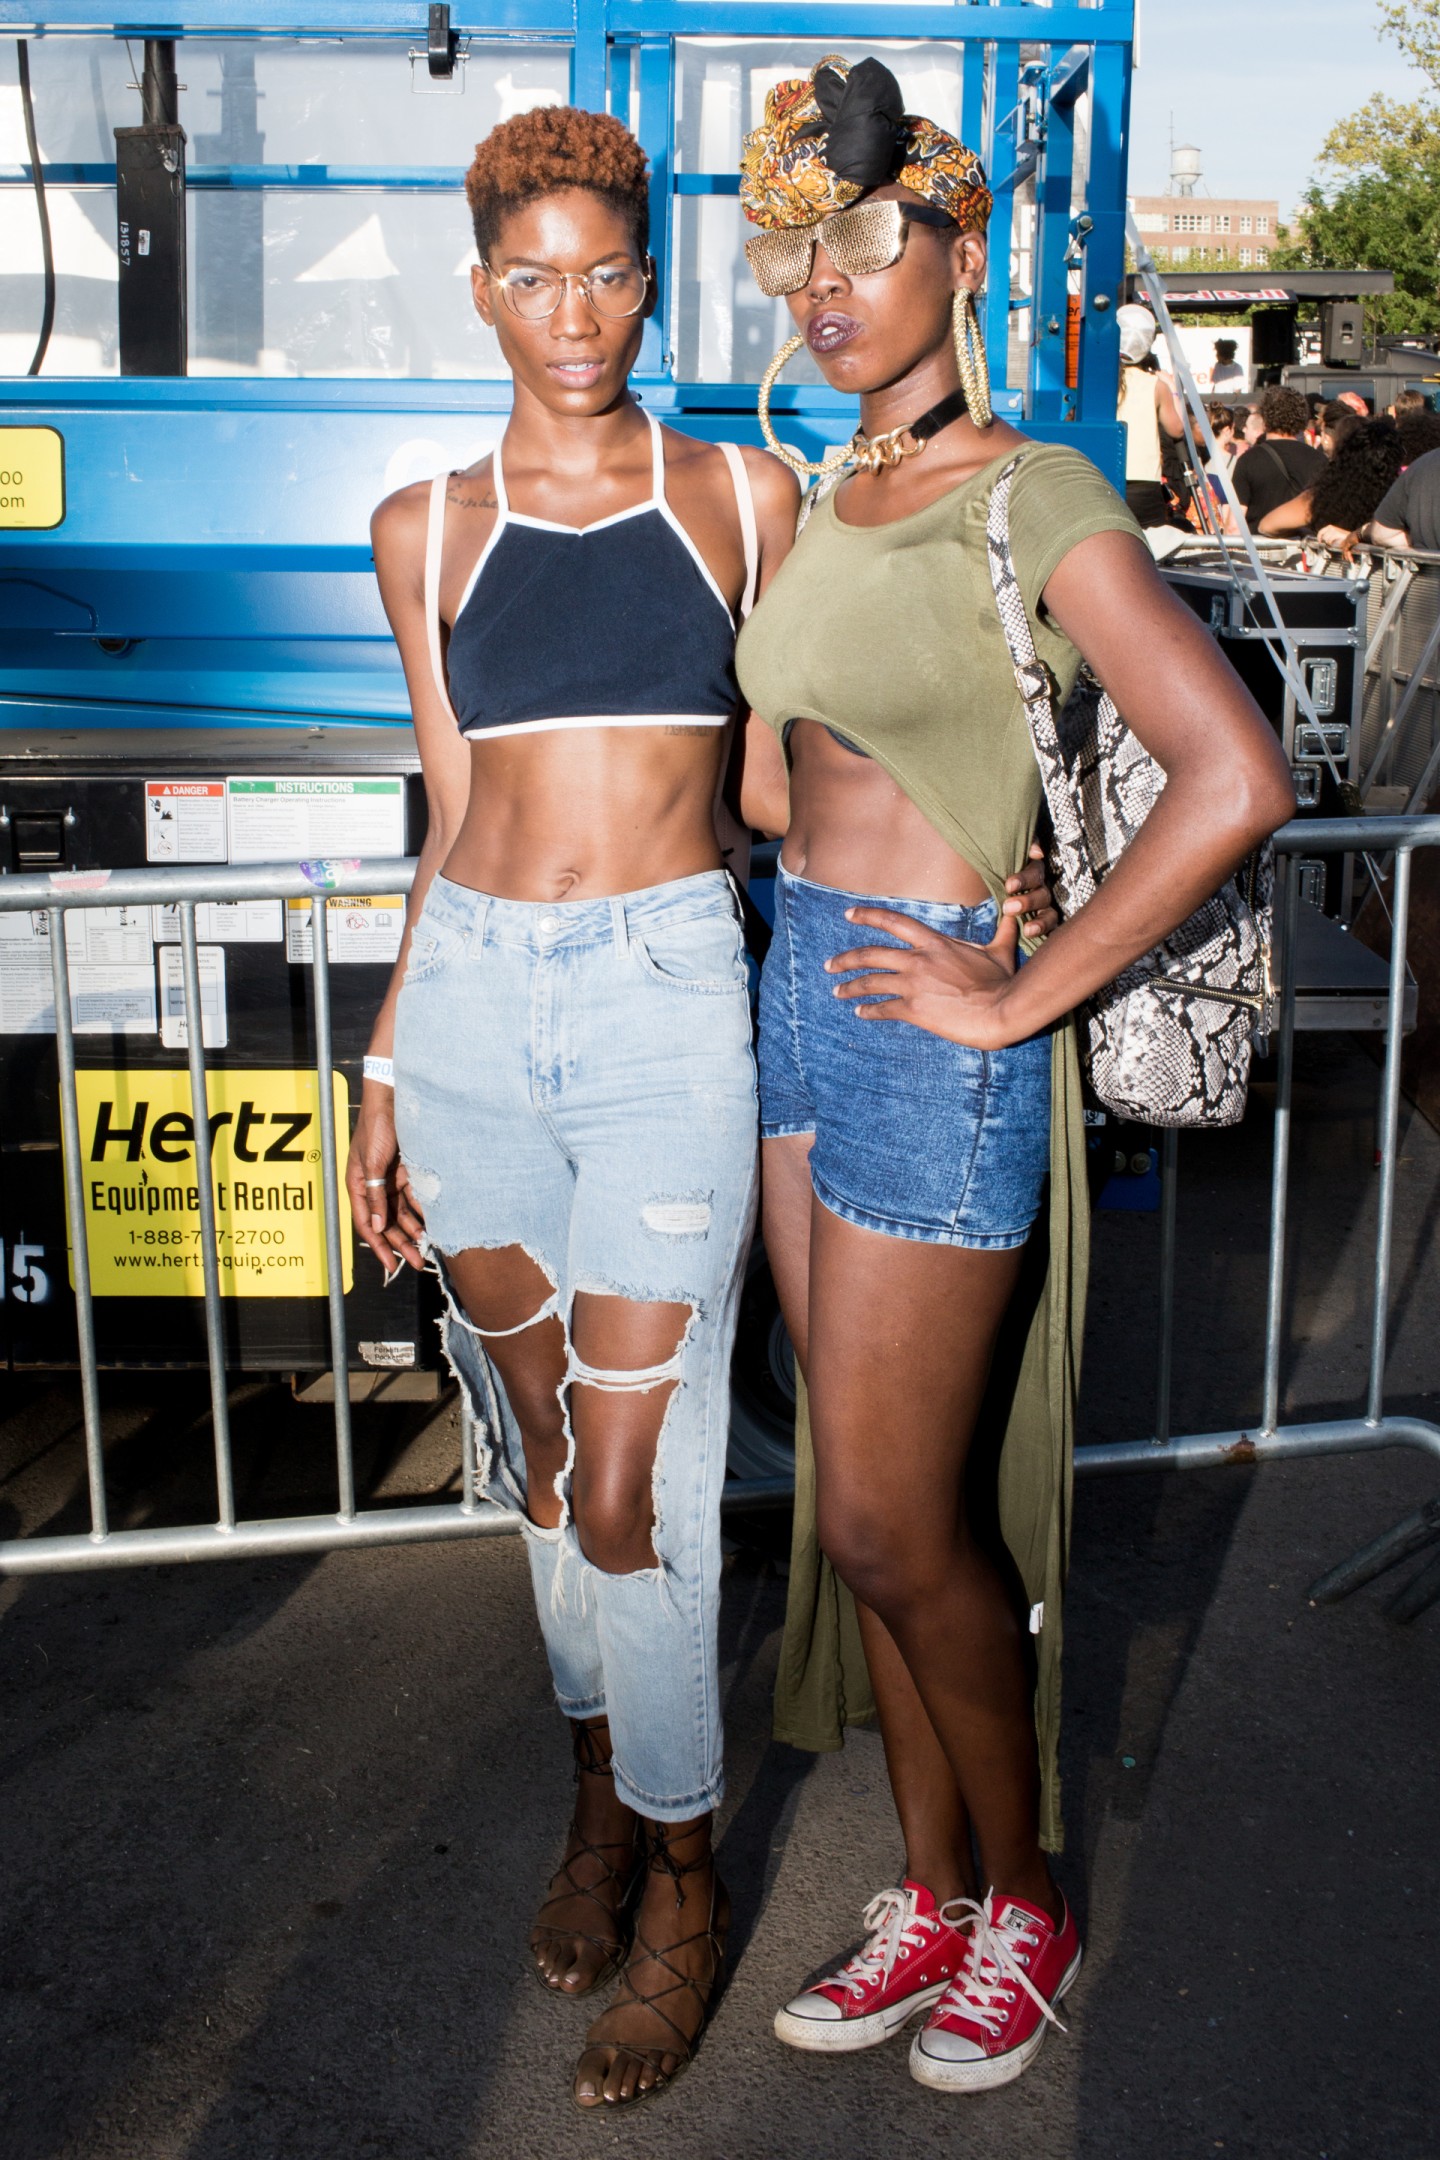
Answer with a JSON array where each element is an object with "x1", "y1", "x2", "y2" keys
[
  {"x1": 152, "y1": 900, "x2": 282, "y2": 945},
  {"x1": 158, "y1": 946, "x2": 227, "y2": 1048},
  {"x1": 68, "y1": 1068, "x2": 352, "y2": 1299},
  {"x1": 0, "y1": 907, "x2": 157, "y2": 1035},
  {"x1": 285, "y1": 894, "x2": 406, "y2": 967},
  {"x1": 228, "y1": 777, "x2": 404, "y2": 865},
  {"x1": 145, "y1": 781, "x2": 228, "y2": 863}
]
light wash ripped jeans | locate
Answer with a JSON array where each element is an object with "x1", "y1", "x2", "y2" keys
[{"x1": 393, "y1": 870, "x2": 758, "y2": 1821}]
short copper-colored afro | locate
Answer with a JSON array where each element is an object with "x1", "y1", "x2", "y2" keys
[{"x1": 465, "y1": 104, "x2": 650, "y2": 261}]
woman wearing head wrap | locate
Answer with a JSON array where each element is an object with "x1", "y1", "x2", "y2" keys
[{"x1": 734, "y1": 57, "x2": 1294, "y2": 2093}]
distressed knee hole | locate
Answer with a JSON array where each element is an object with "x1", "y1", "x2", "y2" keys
[
  {"x1": 435, "y1": 1243, "x2": 569, "y2": 1537},
  {"x1": 445, "y1": 1242, "x2": 560, "y2": 1340},
  {"x1": 566, "y1": 1298, "x2": 695, "y2": 1576}
]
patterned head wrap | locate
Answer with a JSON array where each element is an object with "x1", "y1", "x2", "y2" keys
[{"x1": 740, "y1": 55, "x2": 991, "y2": 233}]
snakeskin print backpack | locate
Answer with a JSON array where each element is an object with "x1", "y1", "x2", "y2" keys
[{"x1": 986, "y1": 454, "x2": 1274, "y2": 1128}]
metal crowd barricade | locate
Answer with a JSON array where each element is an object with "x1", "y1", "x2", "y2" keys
[
  {"x1": 1074, "y1": 814, "x2": 1440, "y2": 1613},
  {"x1": 1357, "y1": 546, "x2": 1440, "y2": 816},
  {"x1": 1, "y1": 821, "x2": 1438, "y2": 1595},
  {"x1": 0, "y1": 854, "x2": 792, "y2": 1578},
  {"x1": 1, "y1": 855, "x2": 471, "y2": 1574}
]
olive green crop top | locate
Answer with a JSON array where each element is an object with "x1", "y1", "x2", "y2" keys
[{"x1": 736, "y1": 441, "x2": 1143, "y2": 899}]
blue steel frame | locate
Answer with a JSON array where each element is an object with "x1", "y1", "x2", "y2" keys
[
  {"x1": 1, "y1": 2, "x2": 1133, "y2": 728},
  {"x1": 2, "y1": 2, "x2": 1133, "y2": 432}
]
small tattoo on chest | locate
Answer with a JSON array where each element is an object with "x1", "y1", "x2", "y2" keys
[{"x1": 447, "y1": 487, "x2": 498, "y2": 511}]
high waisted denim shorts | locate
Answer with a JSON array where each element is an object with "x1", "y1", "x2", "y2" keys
[{"x1": 758, "y1": 862, "x2": 1052, "y2": 1249}]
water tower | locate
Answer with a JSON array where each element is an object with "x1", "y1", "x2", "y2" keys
[{"x1": 1171, "y1": 143, "x2": 1203, "y2": 197}]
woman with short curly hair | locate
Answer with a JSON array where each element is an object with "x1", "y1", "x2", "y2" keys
[{"x1": 346, "y1": 102, "x2": 803, "y2": 2111}]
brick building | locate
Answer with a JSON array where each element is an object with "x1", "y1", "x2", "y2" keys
[{"x1": 1130, "y1": 194, "x2": 1281, "y2": 267}]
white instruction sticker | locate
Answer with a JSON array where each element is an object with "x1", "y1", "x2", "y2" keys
[
  {"x1": 145, "y1": 781, "x2": 228, "y2": 863},
  {"x1": 151, "y1": 900, "x2": 283, "y2": 945},
  {"x1": 158, "y1": 945, "x2": 227, "y2": 1048},
  {"x1": 359, "y1": 1341, "x2": 417, "y2": 1369},
  {"x1": 0, "y1": 906, "x2": 157, "y2": 1035},
  {"x1": 227, "y1": 776, "x2": 405, "y2": 865},
  {"x1": 285, "y1": 895, "x2": 406, "y2": 967}
]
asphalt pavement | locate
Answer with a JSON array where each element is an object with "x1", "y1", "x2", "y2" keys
[{"x1": 2, "y1": 1034, "x2": 1437, "y2": 2160}]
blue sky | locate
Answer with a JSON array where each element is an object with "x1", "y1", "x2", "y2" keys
[{"x1": 1129, "y1": 0, "x2": 1432, "y2": 214}]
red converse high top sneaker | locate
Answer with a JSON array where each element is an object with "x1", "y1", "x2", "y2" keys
[
  {"x1": 909, "y1": 1890, "x2": 1082, "y2": 2092},
  {"x1": 774, "y1": 1880, "x2": 973, "y2": 2054}
]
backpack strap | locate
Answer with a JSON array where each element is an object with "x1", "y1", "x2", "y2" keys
[
  {"x1": 718, "y1": 442, "x2": 759, "y2": 619},
  {"x1": 1258, "y1": 439, "x2": 1297, "y2": 493},
  {"x1": 423, "y1": 470, "x2": 460, "y2": 725},
  {"x1": 984, "y1": 455, "x2": 1100, "y2": 911},
  {"x1": 796, "y1": 464, "x2": 845, "y2": 535}
]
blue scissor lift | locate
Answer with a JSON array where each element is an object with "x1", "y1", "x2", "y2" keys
[{"x1": 0, "y1": 2, "x2": 1134, "y2": 1400}]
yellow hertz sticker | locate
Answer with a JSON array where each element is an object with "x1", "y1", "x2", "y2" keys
[
  {"x1": 66, "y1": 1069, "x2": 352, "y2": 1299},
  {"x1": 0, "y1": 427, "x2": 65, "y2": 530}
]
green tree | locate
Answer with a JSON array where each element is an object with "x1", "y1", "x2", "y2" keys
[
  {"x1": 1274, "y1": 1, "x2": 1440, "y2": 337},
  {"x1": 1377, "y1": 0, "x2": 1440, "y2": 82}
]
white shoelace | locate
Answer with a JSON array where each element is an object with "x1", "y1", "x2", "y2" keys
[
  {"x1": 933, "y1": 1895, "x2": 1068, "y2": 2039},
  {"x1": 830, "y1": 1888, "x2": 943, "y2": 2002}
]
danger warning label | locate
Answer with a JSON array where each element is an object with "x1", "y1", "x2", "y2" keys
[
  {"x1": 145, "y1": 781, "x2": 228, "y2": 863},
  {"x1": 67, "y1": 1068, "x2": 352, "y2": 1298}
]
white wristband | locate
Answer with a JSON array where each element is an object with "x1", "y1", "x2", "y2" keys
[{"x1": 363, "y1": 1055, "x2": 395, "y2": 1087}]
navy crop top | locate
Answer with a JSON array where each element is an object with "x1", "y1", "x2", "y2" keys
[{"x1": 424, "y1": 413, "x2": 757, "y2": 741}]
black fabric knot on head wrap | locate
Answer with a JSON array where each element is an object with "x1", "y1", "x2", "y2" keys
[
  {"x1": 799, "y1": 57, "x2": 907, "y2": 187},
  {"x1": 739, "y1": 54, "x2": 992, "y2": 233}
]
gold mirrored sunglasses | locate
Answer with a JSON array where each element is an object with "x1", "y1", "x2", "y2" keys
[{"x1": 744, "y1": 198, "x2": 957, "y2": 298}]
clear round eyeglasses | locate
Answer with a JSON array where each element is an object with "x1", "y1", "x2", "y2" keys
[{"x1": 484, "y1": 259, "x2": 652, "y2": 322}]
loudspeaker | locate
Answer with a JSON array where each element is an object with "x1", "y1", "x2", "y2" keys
[{"x1": 1321, "y1": 301, "x2": 1365, "y2": 366}]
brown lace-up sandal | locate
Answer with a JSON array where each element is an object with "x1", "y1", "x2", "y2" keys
[
  {"x1": 571, "y1": 1820, "x2": 730, "y2": 2112},
  {"x1": 529, "y1": 1718, "x2": 641, "y2": 1999}
]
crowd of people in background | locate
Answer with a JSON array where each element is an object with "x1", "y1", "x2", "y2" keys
[{"x1": 1117, "y1": 310, "x2": 1440, "y2": 556}]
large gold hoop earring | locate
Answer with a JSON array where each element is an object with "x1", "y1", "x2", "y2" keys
[
  {"x1": 758, "y1": 334, "x2": 856, "y2": 480},
  {"x1": 952, "y1": 289, "x2": 994, "y2": 430}
]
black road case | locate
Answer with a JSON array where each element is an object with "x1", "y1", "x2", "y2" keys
[{"x1": 1162, "y1": 560, "x2": 1364, "y2": 917}]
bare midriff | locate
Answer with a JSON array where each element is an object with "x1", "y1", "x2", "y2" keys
[
  {"x1": 442, "y1": 724, "x2": 727, "y2": 903},
  {"x1": 779, "y1": 719, "x2": 990, "y2": 903}
]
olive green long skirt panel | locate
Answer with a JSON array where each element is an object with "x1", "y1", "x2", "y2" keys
[{"x1": 771, "y1": 1024, "x2": 1090, "y2": 1856}]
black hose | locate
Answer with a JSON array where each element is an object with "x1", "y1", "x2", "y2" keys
[{"x1": 17, "y1": 39, "x2": 56, "y2": 377}]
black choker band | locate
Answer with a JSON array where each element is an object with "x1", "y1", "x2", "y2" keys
[
  {"x1": 899, "y1": 386, "x2": 971, "y2": 446},
  {"x1": 850, "y1": 385, "x2": 970, "y2": 475}
]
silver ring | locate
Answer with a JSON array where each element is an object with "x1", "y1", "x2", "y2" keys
[{"x1": 363, "y1": 1177, "x2": 388, "y2": 1188}]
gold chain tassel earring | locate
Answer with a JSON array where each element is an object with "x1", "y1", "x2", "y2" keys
[
  {"x1": 758, "y1": 333, "x2": 857, "y2": 480},
  {"x1": 952, "y1": 288, "x2": 994, "y2": 430}
]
